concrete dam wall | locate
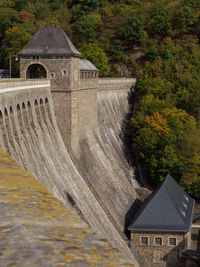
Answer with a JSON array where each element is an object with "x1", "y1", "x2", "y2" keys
[
  {"x1": 0, "y1": 79, "x2": 139, "y2": 265},
  {"x1": 73, "y1": 87, "x2": 139, "y2": 233}
]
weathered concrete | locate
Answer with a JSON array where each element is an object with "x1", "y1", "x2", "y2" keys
[
  {"x1": 0, "y1": 81, "x2": 139, "y2": 265},
  {"x1": 0, "y1": 148, "x2": 134, "y2": 266},
  {"x1": 72, "y1": 88, "x2": 139, "y2": 233}
]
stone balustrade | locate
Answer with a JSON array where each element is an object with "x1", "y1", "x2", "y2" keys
[
  {"x1": 80, "y1": 78, "x2": 136, "y2": 91},
  {"x1": 0, "y1": 79, "x2": 50, "y2": 93},
  {"x1": 98, "y1": 78, "x2": 136, "y2": 91}
]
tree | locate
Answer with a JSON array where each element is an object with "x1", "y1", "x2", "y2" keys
[
  {"x1": 76, "y1": 14, "x2": 102, "y2": 42},
  {"x1": 80, "y1": 43, "x2": 110, "y2": 76}
]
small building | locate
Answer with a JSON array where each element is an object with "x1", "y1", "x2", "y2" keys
[
  {"x1": 0, "y1": 69, "x2": 10, "y2": 79},
  {"x1": 80, "y1": 59, "x2": 99, "y2": 79},
  {"x1": 128, "y1": 174, "x2": 195, "y2": 267}
]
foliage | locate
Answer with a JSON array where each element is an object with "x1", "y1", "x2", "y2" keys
[
  {"x1": 0, "y1": 0, "x2": 200, "y2": 197},
  {"x1": 76, "y1": 13, "x2": 102, "y2": 42},
  {"x1": 80, "y1": 43, "x2": 110, "y2": 76}
]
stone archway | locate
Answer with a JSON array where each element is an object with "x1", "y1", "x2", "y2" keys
[{"x1": 26, "y1": 64, "x2": 47, "y2": 79}]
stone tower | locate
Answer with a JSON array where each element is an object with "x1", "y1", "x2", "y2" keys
[{"x1": 18, "y1": 26, "x2": 95, "y2": 151}]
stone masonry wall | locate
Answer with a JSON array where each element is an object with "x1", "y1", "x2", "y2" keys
[
  {"x1": 130, "y1": 231, "x2": 187, "y2": 267},
  {"x1": 20, "y1": 57, "x2": 80, "y2": 91}
]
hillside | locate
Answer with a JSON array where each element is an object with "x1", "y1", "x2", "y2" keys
[{"x1": 0, "y1": 0, "x2": 200, "y2": 197}]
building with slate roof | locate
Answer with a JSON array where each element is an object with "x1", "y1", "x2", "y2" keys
[
  {"x1": 128, "y1": 174, "x2": 195, "y2": 267},
  {"x1": 80, "y1": 59, "x2": 99, "y2": 78},
  {"x1": 18, "y1": 26, "x2": 100, "y2": 150},
  {"x1": 18, "y1": 26, "x2": 98, "y2": 83}
]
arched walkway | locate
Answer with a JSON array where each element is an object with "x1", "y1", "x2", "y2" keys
[{"x1": 26, "y1": 64, "x2": 47, "y2": 79}]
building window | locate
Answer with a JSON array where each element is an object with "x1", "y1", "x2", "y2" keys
[
  {"x1": 50, "y1": 73, "x2": 55, "y2": 79},
  {"x1": 169, "y1": 238, "x2": 177, "y2": 246},
  {"x1": 62, "y1": 69, "x2": 67, "y2": 76},
  {"x1": 154, "y1": 251, "x2": 163, "y2": 263},
  {"x1": 140, "y1": 236, "x2": 148, "y2": 246},
  {"x1": 154, "y1": 237, "x2": 163, "y2": 246}
]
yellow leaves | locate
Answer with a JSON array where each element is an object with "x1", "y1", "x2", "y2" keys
[
  {"x1": 145, "y1": 107, "x2": 195, "y2": 135},
  {"x1": 146, "y1": 112, "x2": 170, "y2": 134},
  {"x1": 5, "y1": 25, "x2": 20, "y2": 35}
]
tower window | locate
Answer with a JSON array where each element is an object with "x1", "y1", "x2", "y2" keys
[
  {"x1": 62, "y1": 69, "x2": 67, "y2": 76},
  {"x1": 50, "y1": 73, "x2": 55, "y2": 79}
]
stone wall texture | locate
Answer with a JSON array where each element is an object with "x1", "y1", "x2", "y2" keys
[
  {"x1": 20, "y1": 57, "x2": 80, "y2": 91},
  {"x1": 130, "y1": 231, "x2": 187, "y2": 267}
]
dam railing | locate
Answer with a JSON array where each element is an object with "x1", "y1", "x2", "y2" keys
[
  {"x1": 0, "y1": 79, "x2": 50, "y2": 93},
  {"x1": 80, "y1": 78, "x2": 136, "y2": 90}
]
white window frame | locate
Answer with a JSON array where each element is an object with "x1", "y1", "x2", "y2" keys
[
  {"x1": 62, "y1": 69, "x2": 67, "y2": 76},
  {"x1": 154, "y1": 236, "x2": 163, "y2": 246},
  {"x1": 50, "y1": 73, "x2": 55, "y2": 79},
  {"x1": 168, "y1": 237, "x2": 177, "y2": 246},
  {"x1": 140, "y1": 236, "x2": 149, "y2": 246}
]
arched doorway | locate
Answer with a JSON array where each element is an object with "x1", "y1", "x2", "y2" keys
[{"x1": 26, "y1": 64, "x2": 47, "y2": 79}]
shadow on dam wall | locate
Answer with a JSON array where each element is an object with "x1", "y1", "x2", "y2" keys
[{"x1": 0, "y1": 86, "x2": 139, "y2": 265}]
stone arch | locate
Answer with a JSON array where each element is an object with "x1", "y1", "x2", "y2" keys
[
  {"x1": 17, "y1": 104, "x2": 20, "y2": 111},
  {"x1": 0, "y1": 110, "x2": 2, "y2": 119},
  {"x1": 10, "y1": 106, "x2": 13, "y2": 114},
  {"x1": 26, "y1": 63, "x2": 47, "y2": 79},
  {"x1": 45, "y1": 97, "x2": 49, "y2": 104},
  {"x1": 22, "y1": 102, "x2": 26, "y2": 110},
  {"x1": 40, "y1": 98, "x2": 43, "y2": 105},
  {"x1": 4, "y1": 108, "x2": 8, "y2": 116},
  {"x1": 35, "y1": 99, "x2": 38, "y2": 106},
  {"x1": 27, "y1": 101, "x2": 31, "y2": 108}
]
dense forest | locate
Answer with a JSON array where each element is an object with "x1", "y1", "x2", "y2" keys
[{"x1": 0, "y1": 0, "x2": 200, "y2": 198}]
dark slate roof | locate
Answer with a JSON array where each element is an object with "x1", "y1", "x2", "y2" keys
[
  {"x1": 128, "y1": 174, "x2": 195, "y2": 232},
  {"x1": 18, "y1": 26, "x2": 82, "y2": 57},
  {"x1": 80, "y1": 59, "x2": 99, "y2": 72}
]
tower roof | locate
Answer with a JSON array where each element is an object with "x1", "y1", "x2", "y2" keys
[
  {"x1": 18, "y1": 26, "x2": 82, "y2": 58},
  {"x1": 128, "y1": 174, "x2": 195, "y2": 232}
]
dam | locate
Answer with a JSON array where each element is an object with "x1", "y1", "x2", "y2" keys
[{"x1": 0, "y1": 26, "x2": 141, "y2": 265}]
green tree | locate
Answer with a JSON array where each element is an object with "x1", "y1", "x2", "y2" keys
[
  {"x1": 76, "y1": 14, "x2": 102, "y2": 42},
  {"x1": 80, "y1": 43, "x2": 110, "y2": 76}
]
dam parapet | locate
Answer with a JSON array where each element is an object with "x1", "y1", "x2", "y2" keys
[
  {"x1": 98, "y1": 78, "x2": 136, "y2": 91},
  {"x1": 0, "y1": 79, "x2": 50, "y2": 93},
  {"x1": 79, "y1": 78, "x2": 136, "y2": 91}
]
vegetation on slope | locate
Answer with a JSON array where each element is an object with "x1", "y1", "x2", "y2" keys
[{"x1": 0, "y1": 0, "x2": 200, "y2": 197}]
